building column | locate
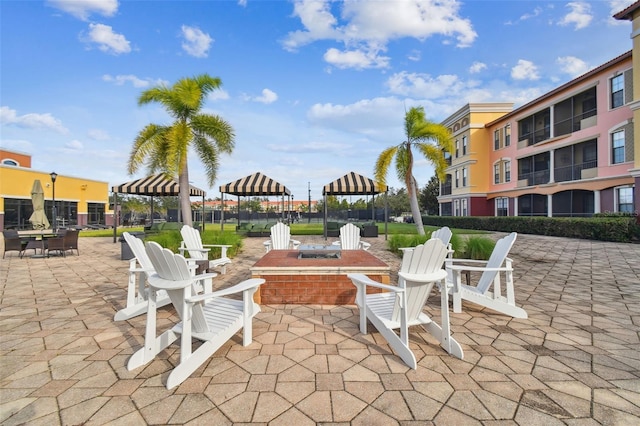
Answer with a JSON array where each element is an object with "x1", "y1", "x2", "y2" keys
[
  {"x1": 549, "y1": 148, "x2": 555, "y2": 183},
  {"x1": 547, "y1": 194, "x2": 553, "y2": 217},
  {"x1": 593, "y1": 190, "x2": 601, "y2": 214},
  {"x1": 513, "y1": 197, "x2": 518, "y2": 216}
]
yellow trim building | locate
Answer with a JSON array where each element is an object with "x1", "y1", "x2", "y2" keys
[{"x1": 0, "y1": 149, "x2": 112, "y2": 231}]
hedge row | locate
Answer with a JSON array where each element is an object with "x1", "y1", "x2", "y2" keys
[{"x1": 421, "y1": 215, "x2": 640, "y2": 243}]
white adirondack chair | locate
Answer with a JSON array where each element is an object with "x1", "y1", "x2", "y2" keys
[
  {"x1": 348, "y1": 238, "x2": 464, "y2": 369},
  {"x1": 127, "y1": 241, "x2": 264, "y2": 389},
  {"x1": 179, "y1": 225, "x2": 232, "y2": 274},
  {"x1": 446, "y1": 232, "x2": 527, "y2": 319},
  {"x1": 263, "y1": 222, "x2": 301, "y2": 253},
  {"x1": 113, "y1": 232, "x2": 172, "y2": 321},
  {"x1": 332, "y1": 223, "x2": 371, "y2": 250},
  {"x1": 399, "y1": 226, "x2": 453, "y2": 257},
  {"x1": 114, "y1": 232, "x2": 213, "y2": 321}
]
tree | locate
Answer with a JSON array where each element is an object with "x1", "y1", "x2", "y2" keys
[
  {"x1": 420, "y1": 175, "x2": 440, "y2": 215},
  {"x1": 127, "y1": 74, "x2": 234, "y2": 227},
  {"x1": 375, "y1": 107, "x2": 453, "y2": 235}
]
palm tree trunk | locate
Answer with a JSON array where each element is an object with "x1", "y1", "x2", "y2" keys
[
  {"x1": 179, "y1": 163, "x2": 193, "y2": 227},
  {"x1": 407, "y1": 175, "x2": 425, "y2": 236}
]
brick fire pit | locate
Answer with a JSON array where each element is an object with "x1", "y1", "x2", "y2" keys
[{"x1": 250, "y1": 248, "x2": 390, "y2": 304}]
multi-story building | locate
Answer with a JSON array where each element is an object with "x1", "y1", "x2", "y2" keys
[
  {"x1": 439, "y1": 103, "x2": 514, "y2": 216},
  {"x1": 0, "y1": 149, "x2": 112, "y2": 230},
  {"x1": 438, "y1": 50, "x2": 636, "y2": 217}
]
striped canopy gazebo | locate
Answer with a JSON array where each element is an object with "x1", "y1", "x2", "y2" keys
[
  {"x1": 322, "y1": 171, "x2": 388, "y2": 239},
  {"x1": 111, "y1": 174, "x2": 206, "y2": 241},
  {"x1": 219, "y1": 172, "x2": 291, "y2": 230}
]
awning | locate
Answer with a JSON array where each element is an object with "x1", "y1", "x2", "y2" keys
[
  {"x1": 220, "y1": 172, "x2": 290, "y2": 196},
  {"x1": 322, "y1": 171, "x2": 387, "y2": 195},
  {"x1": 112, "y1": 174, "x2": 206, "y2": 197}
]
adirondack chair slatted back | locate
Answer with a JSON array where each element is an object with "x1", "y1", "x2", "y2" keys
[
  {"x1": 180, "y1": 226, "x2": 207, "y2": 260},
  {"x1": 145, "y1": 241, "x2": 209, "y2": 333},
  {"x1": 339, "y1": 223, "x2": 362, "y2": 250},
  {"x1": 123, "y1": 232, "x2": 154, "y2": 271},
  {"x1": 476, "y1": 232, "x2": 517, "y2": 294},
  {"x1": 394, "y1": 238, "x2": 448, "y2": 322},
  {"x1": 270, "y1": 223, "x2": 292, "y2": 250},
  {"x1": 431, "y1": 226, "x2": 452, "y2": 248}
]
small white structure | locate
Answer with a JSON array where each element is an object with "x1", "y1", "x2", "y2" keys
[
  {"x1": 332, "y1": 223, "x2": 371, "y2": 250},
  {"x1": 113, "y1": 232, "x2": 172, "y2": 321},
  {"x1": 348, "y1": 238, "x2": 464, "y2": 369},
  {"x1": 446, "y1": 232, "x2": 527, "y2": 319},
  {"x1": 180, "y1": 225, "x2": 232, "y2": 274},
  {"x1": 127, "y1": 241, "x2": 264, "y2": 389},
  {"x1": 263, "y1": 222, "x2": 300, "y2": 253}
]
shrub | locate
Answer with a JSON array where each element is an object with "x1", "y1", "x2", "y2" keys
[
  {"x1": 145, "y1": 230, "x2": 243, "y2": 259},
  {"x1": 457, "y1": 236, "x2": 495, "y2": 260}
]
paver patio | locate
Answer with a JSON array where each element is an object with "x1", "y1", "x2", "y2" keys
[{"x1": 1, "y1": 232, "x2": 639, "y2": 425}]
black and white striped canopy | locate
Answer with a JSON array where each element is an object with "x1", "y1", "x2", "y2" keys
[
  {"x1": 112, "y1": 174, "x2": 206, "y2": 197},
  {"x1": 220, "y1": 172, "x2": 291, "y2": 196},
  {"x1": 322, "y1": 171, "x2": 386, "y2": 195}
]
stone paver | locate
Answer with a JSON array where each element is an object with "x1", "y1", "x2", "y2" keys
[{"x1": 1, "y1": 231, "x2": 639, "y2": 424}]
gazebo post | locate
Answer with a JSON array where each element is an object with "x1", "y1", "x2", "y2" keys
[{"x1": 112, "y1": 191, "x2": 118, "y2": 243}]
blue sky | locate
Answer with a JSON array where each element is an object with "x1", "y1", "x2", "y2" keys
[{"x1": 0, "y1": 0, "x2": 634, "y2": 201}]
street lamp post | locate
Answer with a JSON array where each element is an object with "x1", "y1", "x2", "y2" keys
[
  {"x1": 308, "y1": 182, "x2": 311, "y2": 223},
  {"x1": 50, "y1": 172, "x2": 58, "y2": 232}
]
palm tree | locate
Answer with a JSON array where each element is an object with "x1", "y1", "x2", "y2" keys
[
  {"x1": 375, "y1": 106, "x2": 453, "y2": 235},
  {"x1": 128, "y1": 74, "x2": 234, "y2": 227}
]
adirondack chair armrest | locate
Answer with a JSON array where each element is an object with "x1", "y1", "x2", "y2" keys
[
  {"x1": 447, "y1": 264, "x2": 512, "y2": 273},
  {"x1": 202, "y1": 244, "x2": 231, "y2": 257},
  {"x1": 186, "y1": 278, "x2": 265, "y2": 303},
  {"x1": 291, "y1": 239, "x2": 301, "y2": 249},
  {"x1": 360, "y1": 241, "x2": 372, "y2": 250},
  {"x1": 331, "y1": 241, "x2": 341, "y2": 247},
  {"x1": 398, "y1": 269, "x2": 447, "y2": 283},
  {"x1": 348, "y1": 274, "x2": 403, "y2": 292}
]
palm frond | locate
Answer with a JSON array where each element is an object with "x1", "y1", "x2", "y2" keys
[
  {"x1": 191, "y1": 114, "x2": 235, "y2": 153},
  {"x1": 394, "y1": 144, "x2": 411, "y2": 184},
  {"x1": 374, "y1": 146, "x2": 398, "y2": 185},
  {"x1": 193, "y1": 136, "x2": 220, "y2": 187}
]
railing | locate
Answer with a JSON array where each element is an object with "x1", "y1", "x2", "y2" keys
[
  {"x1": 554, "y1": 160, "x2": 597, "y2": 182},
  {"x1": 517, "y1": 170, "x2": 550, "y2": 186}
]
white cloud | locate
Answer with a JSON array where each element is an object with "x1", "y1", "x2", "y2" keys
[
  {"x1": 102, "y1": 74, "x2": 165, "y2": 88},
  {"x1": 181, "y1": 25, "x2": 213, "y2": 58},
  {"x1": 0, "y1": 106, "x2": 69, "y2": 134},
  {"x1": 558, "y1": 2, "x2": 593, "y2": 30},
  {"x1": 557, "y1": 56, "x2": 590, "y2": 77},
  {"x1": 407, "y1": 50, "x2": 421, "y2": 62},
  {"x1": 511, "y1": 59, "x2": 540, "y2": 80},
  {"x1": 237, "y1": 0, "x2": 248, "y2": 7},
  {"x1": 267, "y1": 140, "x2": 347, "y2": 153},
  {"x1": 253, "y1": 89, "x2": 278, "y2": 104},
  {"x1": 208, "y1": 89, "x2": 230, "y2": 101},
  {"x1": 83, "y1": 23, "x2": 131, "y2": 54},
  {"x1": 469, "y1": 62, "x2": 487, "y2": 73},
  {"x1": 283, "y1": 0, "x2": 477, "y2": 69},
  {"x1": 386, "y1": 71, "x2": 481, "y2": 99},
  {"x1": 65, "y1": 140, "x2": 84, "y2": 150},
  {"x1": 47, "y1": 0, "x2": 118, "y2": 21},
  {"x1": 87, "y1": 129, "x2": 110, "y2": 140},
  {"x1": 324, "y1": 46, "x2": 390, "y2": 70}
]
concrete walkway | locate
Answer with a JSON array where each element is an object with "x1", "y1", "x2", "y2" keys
[{"x1": 1, "y1": 233, "x2": 639, "y2": 425}]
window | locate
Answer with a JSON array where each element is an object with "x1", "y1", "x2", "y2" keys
[
  {"x1": 455, "y1": 139, "x2": 459, "y2": 157},
  {"x1": 612, "y1": 130, "x2": 625, "y2": 164},
  {"x1": 505, "y1": 161, "x2": 511, "y2": 182},
  {"x1": 461, "y1": 199, "x2": 468, "y2": 216},
  {"x1": 462, "y1": 168, "x2": 467, "y2": 187},
  {"x1": 496, "y1": 197, "x2": 508, "y2": 216},
  {"x1": 462, "y1": 136, "x2": 468, "y2": 155},
  {"x1": 554, "y1": 87, "x2": 597, "y2": 136},
  {"x1": 494, "y1": 164, "x2": 500, "y2": 184},
  {"x1": 2, "y1": 159, "x2": 18, "y2": 166},
  {"x1": 505, "y1": 124, "x2": 511, "y2": 146},
  {"x1": 616, "y1": 187, "x2": 634, "y2": 213},
  {"x1": 611, "y1": 74, "x2": 624, "y2": 109},
  {"x1": 518, "y1": 108, "x2": 550, "y2": 145},
  {"x1": 494, "y1": 130, "x2": 500, "y2": 150},
  {"x1": 454, "y1": 199, "x2": 460, "y2": 216},
  {"x1": 455, "y1": 170, "x2": 459, "y2": 187}
]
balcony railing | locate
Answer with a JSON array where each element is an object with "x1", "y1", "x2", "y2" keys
[
  {"x1": 517, "y1": 170, "x2": 550, "y2": 186},
  {"x1": 554, "y1": 160, "x2": 597, "y2": 182}
]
